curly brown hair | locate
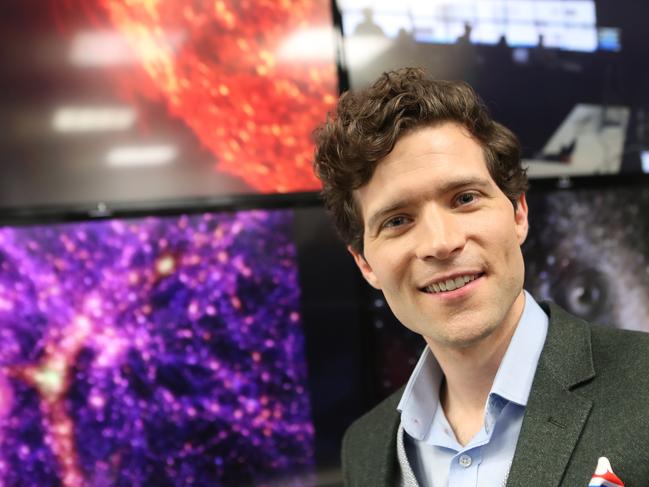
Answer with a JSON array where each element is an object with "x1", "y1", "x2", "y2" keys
[{"x1": 313, "y1": 67, "x2": 528, "y2": 253}]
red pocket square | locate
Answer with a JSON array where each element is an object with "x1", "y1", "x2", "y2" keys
[{"x1": 588, "y1": 457, "x2": 624, "y2": 486}]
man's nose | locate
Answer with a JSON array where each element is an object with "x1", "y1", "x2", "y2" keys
[{"x1": 413, "y1": 207, "x2": 466, "y2": 261}]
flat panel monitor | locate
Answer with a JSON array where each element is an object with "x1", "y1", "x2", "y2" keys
[
  {"x1": 337, "y1": 0, "x2": 649, "y2": 179},
  {"x1": 0, "y1": 0, "x2": 338, "y2": 213},
  {"x1": 0, "y1": 206, "x2": 368, "y2": 486}
]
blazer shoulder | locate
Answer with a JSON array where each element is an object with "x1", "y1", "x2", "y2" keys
[
  {"x1": 589, "y1": 323, "x2": 649, "y2": 375},
  {"x1": 543, "y1": 301, "x2": 649, "y2": 384},
  {"x1": 544, "y1": 301, "x2": 649, "y2": 350},
  {"x1": 589, "y1": 321, "x2": 649, "y2": 345},
  {"x1": 543, "y1": 301, "x2": 649, "y2": 397}
]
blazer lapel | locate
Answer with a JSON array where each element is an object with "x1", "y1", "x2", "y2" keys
[
  {"x1": 506, "y1": 303, "x2": 596, "y2": 487},
  {"x1": 374, "y1": 409, "x2": 401, "y2": 487},
  {"x1": 345, "y1": 389, "x2": 402, "y2": 487}
]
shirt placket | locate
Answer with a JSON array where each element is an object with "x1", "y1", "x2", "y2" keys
[{"x1": 448, "y1": 447, "x2": 482, "y2": 486}]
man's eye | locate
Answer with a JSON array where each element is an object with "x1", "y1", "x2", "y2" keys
[
  {"x1": 455, "y1": 192, "x2": 478, "y2": 206},
  {"x1": 383, "y1": 215, "x2": 410, "y2": 229}
]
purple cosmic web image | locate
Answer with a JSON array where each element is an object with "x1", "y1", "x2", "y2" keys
[{"x1": 0, "y1": 209, "x2": 315, "y2": 487}]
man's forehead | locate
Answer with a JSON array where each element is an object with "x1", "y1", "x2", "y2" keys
[
  {"x1": 372, "y1": 123, "x2": 488, "y2": 173},
  {"x1": 352, "y1": 123, "x2": 494, "y2": 220},
  {"x1": 384, "y1": 122, "x2": 479, "y2": 157}
]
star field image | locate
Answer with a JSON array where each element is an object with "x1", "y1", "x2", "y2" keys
[
  {"x1": 0, "y1": 209, "x2": 314, "y2": 486},
  {"x1": 524, "y1": 185, "x2": 649, "y2": 331}
]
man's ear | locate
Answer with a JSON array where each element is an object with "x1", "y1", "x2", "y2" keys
[
  {"x1": 514, "y1": 193, "x2": 529, "y2": 245},
  {"x1": 347, "y1": 246, "x2": 382, "y2": 290}
]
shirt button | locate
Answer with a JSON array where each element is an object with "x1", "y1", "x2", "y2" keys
[{"x1": 458, "y1": 454, "x2": 472, "y2": 468}]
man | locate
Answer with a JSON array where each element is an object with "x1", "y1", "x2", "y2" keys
[{"x1": 313, "y1": 67, "x2": 649, "y2": 486}]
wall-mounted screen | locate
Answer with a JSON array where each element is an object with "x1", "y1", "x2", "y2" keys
[
  {"x1": 0, "y1": 205, "x2": 372, "y2": 486},
  {"x1": 337, "y1": 0, "x2": 649, "y2": 178},
  {"x1": 0, "y1": 209, "x2": 314, "y2": 486},
  {"x1": 524, "y1": 182, "x2": 649, "y2": 332},
  {"x1": 0, "y1": 0, "x2": 338, "y2": 212}
]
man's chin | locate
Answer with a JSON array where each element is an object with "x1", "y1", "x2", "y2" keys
[{"x1": 422, "y1": 321, "x2": 500, "y2": 351}]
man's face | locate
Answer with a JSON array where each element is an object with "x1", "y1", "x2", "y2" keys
[{"x1": 349, "y1": 122, "x2": 529, "y2": 350}]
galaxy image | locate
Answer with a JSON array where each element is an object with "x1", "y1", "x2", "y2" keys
[
  {"x1": 524, "y1": 184, "x2": 649, "y2": 331},
  {"x1": 0, "y1": 209, "x2": 314, "y2": 486}
]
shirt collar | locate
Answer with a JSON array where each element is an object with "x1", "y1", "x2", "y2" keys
[
  {"x1": 490, "y1": 291, "x2": 548, "y2": 406},
  {"x1": 397, "y1": 290, "x2": 549, "y2": 440},
  {"x1": 397, "y1": 345, "x2": 442, "y2": 440}
]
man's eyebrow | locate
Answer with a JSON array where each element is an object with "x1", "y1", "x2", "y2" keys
[{"x1": 366, "y1": 176, "x2": 491, "y2": 231}]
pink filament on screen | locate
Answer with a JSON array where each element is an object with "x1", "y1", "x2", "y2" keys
[
  {"x1": 11, "y1": 315, "x2": 94, "y2": 487},
  {"x1": 0, "y1": 373, "x2": 13, "y2": 421}
]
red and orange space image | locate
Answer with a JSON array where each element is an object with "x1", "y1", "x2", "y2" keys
[
  {"x1": 59, "y1": 0, "x2": 337, "y2": 193},
  {"x1": 0, "y1": 0, "x2": 337, "y2": 210}
]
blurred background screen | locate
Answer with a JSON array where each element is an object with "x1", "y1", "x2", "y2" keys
[
  {"x1": 0, "y1": 209, "x2": 316, "y2": 486},
  {"x1": 524, "y1": 182, "x2": 649, "y2": 332},
  {"x1": 0, "y1": 206, "x2": 371, "y2": 486},
  {"x1": 337, "y1": 0, "x2": 649, "y2": 179},
  {"x1": 0, "y1": 0, "x2": 338, "y2": 212}
]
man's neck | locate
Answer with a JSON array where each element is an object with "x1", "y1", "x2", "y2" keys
[
  {"x1": 436, "y1": 343, "x2": 507, "y2": 445},
  {"x1": 425, "y1": 292, "x2": 526, "y2": 445}
]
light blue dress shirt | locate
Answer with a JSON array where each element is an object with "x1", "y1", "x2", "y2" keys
[{"x1": 396, "y1": 291, "x2": 549, "y2": 487}]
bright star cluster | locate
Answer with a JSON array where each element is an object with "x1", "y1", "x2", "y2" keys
[{"x1": 0, "y1": 209, "x2": 314, "y2": 486}]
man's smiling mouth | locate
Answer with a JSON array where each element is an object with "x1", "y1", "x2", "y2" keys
[{"x1": 421, "y1": 273, "x2": 483, "y2": 294}]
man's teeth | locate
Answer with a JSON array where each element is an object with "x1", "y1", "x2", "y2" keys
[{"x1": 426, "y1": 275, "x2": 476, "y2": 293}]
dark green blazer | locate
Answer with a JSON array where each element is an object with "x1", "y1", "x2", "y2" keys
[{"x1": 341, "y1": 303, "x2": 649, "y2": 486}]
